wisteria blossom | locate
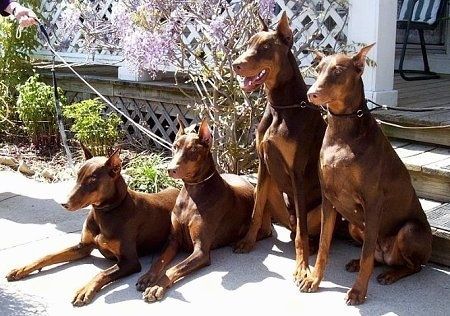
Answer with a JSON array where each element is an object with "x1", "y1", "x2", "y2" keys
[
  {"x1": 60, "y1": 3, "x2": 81, "y2": 35},
  {"x1": 110, "y1": 1, "x2": 180, "y2": 75},
  {"x1": 258, "y1": 0, "x2": 276, "y2": 19}
]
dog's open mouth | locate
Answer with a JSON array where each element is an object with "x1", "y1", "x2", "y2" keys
[{"x1": 239, "y1": 69, "x2": 268, "y2": 92}]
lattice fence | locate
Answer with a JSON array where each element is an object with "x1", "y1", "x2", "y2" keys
[
  {"x1": 36, "y1": 0, "x2": 348, "y2": 65},
  {"x1": 273, "y1": 0, "x2": 348, "y2": 65},
  {"x1": 107, "y1": 97, "x2": 197, "y2": 148},
  {"x1": 35, "y1": 1, "x2": 348, "y2": 148}
]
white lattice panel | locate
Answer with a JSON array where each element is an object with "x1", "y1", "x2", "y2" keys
[
  {"x1": 37, "y1": 0, "x2": 122, "y2": 63},
  {"x1": 35, "y1": 0, "x2": 348, "y2": 69}
]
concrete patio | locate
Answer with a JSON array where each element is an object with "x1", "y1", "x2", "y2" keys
[{"x1": 0, "y1": 170, "x2": 449, "y2": 315}]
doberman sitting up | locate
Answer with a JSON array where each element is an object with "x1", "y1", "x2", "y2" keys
[
  {"x1": 232, "y1": 12, "x2": 327, "y2": 284},
  {"x1": 135, "y1": 118, "x2": 263, "y2": 302},
  {"x1": 300, "y1": 44, "x2": 433, "y2": 305},
  {"x1": 6, "y1": 145, "x2": 179, "y2": 306}
]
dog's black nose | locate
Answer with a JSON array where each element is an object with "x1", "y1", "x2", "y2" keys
[
  {"x1": 168, "y1": 169, "x2": 176, "y2": 176},
  {"x1": 307, "y1": 92, "x2": 318, "y2": 102},
  {"x1": 232, "y1": 62, "x2": 241, "y2": 71}
]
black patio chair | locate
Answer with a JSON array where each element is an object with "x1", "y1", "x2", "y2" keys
[{"x1": 397, "y1": 0, "x2": 447, "y2": 81}]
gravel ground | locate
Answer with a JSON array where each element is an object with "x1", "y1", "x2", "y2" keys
[{"x1": 0, "y1": 142, "x2": 139, "y2": 183}]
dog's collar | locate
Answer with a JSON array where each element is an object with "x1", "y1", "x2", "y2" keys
[
  {"x1": 94, "y1": 192, "x2": 128, "y2": 212},
  {"x1": 184, "y1": 171, "x2": 217, "y2": 185},
  {"x1": 326, "y1": 100, "x2": 372, "y2": 118},
  {"x1": 327, "y1": 108, "x2": 369, "y2": 118},
  {"x1": 269, "y1": 100, "x2": 314, "y2": 110}
]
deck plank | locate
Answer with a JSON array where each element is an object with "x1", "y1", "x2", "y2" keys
[{"x1": 402, "y1": 147, "x2": 450, "y2": 172}]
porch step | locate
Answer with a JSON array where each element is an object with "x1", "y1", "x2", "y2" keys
[
  {"x1": 423, "y1": 202, "x2": 450, "y2": 267},
  {"x1": 380, "y1": 73, "x2": 450, "y2": 147},
  {"x1": 377, "y1": 117, "x2": 450, "y2": 147},
  {"x1": 392, "y1": 139, "x2": 450, "y2": 203},
  {"x1": 393, "y1": 139, "x2": 450, "y2": 266}
]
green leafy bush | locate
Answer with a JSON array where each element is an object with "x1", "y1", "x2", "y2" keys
[
  {"x1": 16, "y1": 74, "x2": 66, "y2": 146},
  {"x1": 63, "y1": 98, "x2": 122, "y2": 156},
  {"x1": 124, "y1": 152, "x2": 181, "y2": 193},
  {"x1": 0, "y1": 0, "x2": 39, "y2": 136}
]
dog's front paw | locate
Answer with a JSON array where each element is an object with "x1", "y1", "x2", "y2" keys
[
  {"x1": 293, "y1": 263, "x2": 311, "y2": 285},
  {"x1": 6, "y1": 267, "x2": 29, "y2": 281},
  {"x1": 298, "y1": 275, "x2": 321, "y2": 293},
  {"x1": 143, "y1": 285, "x2": 166, "y2": 303},
  {"x1": 72, "y1": 285, "x2": 95, "y2": 307},
  {"x1": 345, "y1": 287, "x2": 366, "y2": 305}
]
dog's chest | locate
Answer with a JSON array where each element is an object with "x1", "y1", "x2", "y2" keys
[
  {"x1": 321, "y1": 142, "x2": 357, "y2": 168},
  {"x1": 320, "y1": 142, "x2": 367, "y2": 223},
  {"x1": 173, "y1": 196, "x2": 198, "y2": 224},
  {"x1": 320, "y1": 143, "x2": 359, "y2": 198},
  {"x1": 261, "y1": 120, "x2": 298, "y2": 167},
  {"x1": 174, "y1": 186, "x2": 227, "y2": 224}
]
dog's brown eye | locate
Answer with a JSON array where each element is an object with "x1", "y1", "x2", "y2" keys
[
  {"x1": 334, "y1": 66, "x2": 343, "y2": 75},
  {"x1": 88, "y1": 175, "x2": 97, "y2": 184}
]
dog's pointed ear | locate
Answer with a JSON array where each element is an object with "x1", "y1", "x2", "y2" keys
[
  {"x1": 106, "y1": 147, "x2": 122, "y2": 175},
  {"x1": 352, "y1": 42, "x2": 375, "y2": 75},
  {"x1": 312, "y1": 50, "x2": 326, "y2": 66},
  {"x1": 198, "y1": 118, "x2": 212, "y2": 148},
  {"x1": 176, "y1": 114, "x2": 185, "y2": 138},
  {"x1": 276, "y1": 12, "x2": 293, "y2": 48},
  {"x1": 80, "y1": 143, "x2": 93, "y2": 160},
  {"x1": 257, "y1": 13, "x2": 269, "y2": 32}
]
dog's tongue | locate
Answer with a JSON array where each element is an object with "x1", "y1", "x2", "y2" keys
[{"x1": 242, "y1": 75, "x2": 258, "y2": 91}]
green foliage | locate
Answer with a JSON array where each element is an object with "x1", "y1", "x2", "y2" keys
[
  {"x1": 63, "y1": 98, "x2": 122, "y2": 156},
  {"x1": 0, "y1": 0, "x2": 39, "y2": 105},
  {"x1": 16, "y1": 74, "x2": 66, "y2": 146},
  {"x1": 124, "y1": 153, "x2": 181, "y2": 193},
  {"x1": 0, "y1": 0, "x2": 40, "y2": 137}
]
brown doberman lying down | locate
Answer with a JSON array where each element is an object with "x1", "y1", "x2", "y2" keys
[
  {"x1": 301, "y1": 44, "x2": 433, "y2": 305},
  {"x1": 6, "y1": 145, "x2": 179, "y2": 306},
  {"x1": 232, "y1": 12, "x2": 327, "y2": 282},
  {"x1": 136, "y1": 118, "x2": 261, "y2": 302}
]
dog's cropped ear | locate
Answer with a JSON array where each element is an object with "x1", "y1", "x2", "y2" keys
[
  {"x1": 257, "y1": 13, "x2": 269, "y2": 32},
  {"x1": 80, "y1": 143, "x2": 93, "y2": 160},
  {"x1": 352, "y1": 42, "x2": 375, "y2": 76},
  {"x1": 311, "y1": 50, "x2": 326, "y2": 66},
  {"x1": 105, "y1": 147, "x2": 122, "y2": 175},
  {"x1": 276, "y1": 12, "x2": 293, "y2": 48},
  {"x1": 176, "y1": 114, "x2": 186, "y2": 138},
  {"x1": 198, "y1": 118, "x2": 212, "y2": 148}
]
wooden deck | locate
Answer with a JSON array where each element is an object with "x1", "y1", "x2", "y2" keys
[
  {"x1": 395, "y1": 74, "x2": 450, "y2": 117},
  {"x1": 374, "y1": 74, "x2": 450, "y2": 146}
]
